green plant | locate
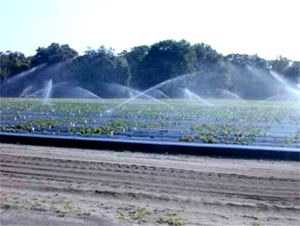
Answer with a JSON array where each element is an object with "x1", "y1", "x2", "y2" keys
[
  {"x1": 117, "y1": 206, "x2": 150, "y2": 224},
  {"x1": 157, "y1": 213, "x2": 184, "y2": 226}
]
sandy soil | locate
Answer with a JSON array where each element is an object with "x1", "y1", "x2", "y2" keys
[{"x1": 0, "y1": 143, "x2": 299, "y2": 226}]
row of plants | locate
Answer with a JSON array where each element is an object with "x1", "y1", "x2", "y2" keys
[{"x1": 1, "y1": 98, "x2": 299, "y2": 148}]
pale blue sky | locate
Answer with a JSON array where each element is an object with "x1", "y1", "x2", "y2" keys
[{"x1": 1, "y1": 0, "x2": 299, "y2": 60}]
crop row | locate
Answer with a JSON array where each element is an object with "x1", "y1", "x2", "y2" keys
[{"x1": 1, "y1": 98, "x2": 300, "y2": 148}]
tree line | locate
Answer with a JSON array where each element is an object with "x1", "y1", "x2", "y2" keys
[{"x1": 1, "y1": 40, "x2": 299, "y2": 93}]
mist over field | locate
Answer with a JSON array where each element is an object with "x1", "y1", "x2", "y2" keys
[
  {"x1": 1, "y1": 40, "x2": 299, "y2": 100},
  {"x1": 1, "y1": 39, "x2": 300, "y2": 149}
]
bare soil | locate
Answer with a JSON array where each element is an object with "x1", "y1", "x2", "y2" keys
[{"x1": 0, "y1": 143, "x2": 299, "y2": 226}]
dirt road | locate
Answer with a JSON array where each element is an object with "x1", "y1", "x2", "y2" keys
[{"x1": 0, "y1": 143, "x2": 299, "y2": 226}]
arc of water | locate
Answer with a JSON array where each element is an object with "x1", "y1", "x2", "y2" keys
[
  {"x1": 27, "y1": 82, "x2": 104, "y2": 102},
  {"x1": 19, "y1": 86, "x2": 33, "y2": 97},
  {"x1": 110, "y1": 72, "x2": 202, "y2": 110},
  {"x1": 121, "y1": 85, "x2": 172, "y2": 107},
  {"x1": 270, "y1": 71, "x2": 300, "y2": 99},
  {"x1": 106, "y1": 83, "x2": 173, "y2": 112},
  {"x1": 182, "y1": 88, "x2": 213, "y2": 106},
  {"x1": 148, "y1": 89, "x2": 170, "y2": 99},
  {"x1": 2, "y1": 64, "x2": 47, "y2": 85},
  {"x1": 74, "y1": 87, "x2": 104, "y2": 101},
  {"x1": 220, "y1": 89, "x2": 243, "y2": 100},
  {"x1": 27, "y1": 81, "x2": 69, "y2": 97}
]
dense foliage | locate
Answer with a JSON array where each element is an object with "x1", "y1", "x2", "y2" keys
[
  {"x1": 70, "y1": 46, "x2": 131, "y2": 91},
  {"x1": 0, "y1": 51, "x2": 31, "y2": 82},
  {"x1": 32, "y1": 43, "x2": 78, "y2": 66},
  {"x1": 1, "y1": 40, "x2": 299, "y2": 97}
]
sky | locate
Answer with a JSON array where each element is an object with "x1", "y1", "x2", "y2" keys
[{"x1": 0, "y1": 0, "x2": 299, "y2": 60}]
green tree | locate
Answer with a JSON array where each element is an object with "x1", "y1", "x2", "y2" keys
[
  {"x1": 269, "y1": 56, "x2": 299, "y2": 82},
  {"x1": 284, "y1": 61, "x2": 300, "y2": 83},
  {"x1": 32, "y1": 43, "x2": 78, "y2": 66},
  {"x1": 269, "y1": 56, "x2": 291, "y2": 74},
  {"x1": 136, "y1": 39, "x2": 196, "y2": 89},
  {"x1": 193, "y1": 43, "x2": 222, "y2": 68},
  {"x1": 70, "y1": 46, "x2": 131, "y2": 93},
  {"x1": 0, "y1": 51, "x2": 31, "y2": 82},
  {"x1": 122, "y1": 45, "x2": 150, "y2": 87}
]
